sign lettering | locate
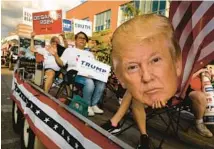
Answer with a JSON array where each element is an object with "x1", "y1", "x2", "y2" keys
[
  {"x1": 63, "y1": 19, "x2": 72, "y2": 32},
  {"x1": 77, "y1": 57, "x2": 111, "y2": 82},
  {"x1": 23, "y1": 8, "x2": 37, "y2": 26},
  {"x1": 73, "y1": 19, "x2": 92, "y2": 37},
  {"x1": 33, "y1": 10, "x2": 62, "y2": 35}
]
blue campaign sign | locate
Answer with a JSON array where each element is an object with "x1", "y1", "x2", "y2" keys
[{"x1": 63, "y1": 19, "x2": 72, "y2": 32}]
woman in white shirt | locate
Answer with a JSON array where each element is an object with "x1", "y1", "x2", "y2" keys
[
  {"x1": 49, "y1": 32, "x2": 105, "y2": 116},
  {"x1": 30, "y1": 32, "x2": 68, "y2": 93}
]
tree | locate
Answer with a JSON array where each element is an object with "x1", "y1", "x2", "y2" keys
[
  {"x1": 123, "y1": 2, "x2": 141, "y2": 18},
  {"x1": 65, "y1": 32, "x2": 75, "y2": 40}
]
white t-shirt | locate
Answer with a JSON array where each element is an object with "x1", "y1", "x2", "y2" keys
[
  {"x1": 60, "y1": 47, "x2": 94, "y2": 72},
  {"x1": 36, "y1": 47, "x2": 60, "y2": 71}
]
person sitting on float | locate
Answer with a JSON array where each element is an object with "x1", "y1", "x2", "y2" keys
[
  {"x1": 48, "y1": 32, "x2": 105, "y2": 116},
  {"x1": 30, "y1": 32, "x2": 68, "y2": 93}
]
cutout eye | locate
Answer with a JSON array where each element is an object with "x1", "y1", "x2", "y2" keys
[
  {"x1": 127, "y1": 64, "x2": 139, "y2": 72},
  {"x1": 151, "y1": 57, "x2": 161, "y2": 64}
]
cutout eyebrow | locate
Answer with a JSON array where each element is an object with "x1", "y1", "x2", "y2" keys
[
  {"x1": 123, "y1": 62, "x2": 140, "y2": 67},
  {"x1": 121, "y1": 50, "x2": 162, "y2": 67},
  {"x1": 150, "y1": 52, "x2": 160, "y2": 57}
]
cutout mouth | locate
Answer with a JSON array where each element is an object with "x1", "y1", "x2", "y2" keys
[{"x1": 144, "y1": 88, "x2": 161, "y2": 94}]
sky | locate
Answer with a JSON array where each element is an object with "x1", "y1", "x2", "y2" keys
[{"x1": 1, "y1": 0, "x2": 82, "y2": 38}]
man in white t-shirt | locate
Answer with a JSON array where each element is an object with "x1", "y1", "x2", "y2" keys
[
  {"x1": 30, "y1": 32, "x2": 68, "y2": 93},
  {"x1": 48, "y1": 32, "x2": 105, "y2": 116}
]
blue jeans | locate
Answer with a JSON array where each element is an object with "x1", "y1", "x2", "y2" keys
[{"x1": 75, "y1": 75, "x2": 106, "y2": 106}]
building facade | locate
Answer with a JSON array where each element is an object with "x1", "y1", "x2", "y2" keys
[{"x1": 66, "y1": 0, "x2": 170, "y2": 33}]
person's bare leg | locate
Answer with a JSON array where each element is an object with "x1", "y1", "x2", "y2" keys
[
  {"x1": 111, "y1": 91, "x2": 132, "y2": 126},
  {"x1": 189, "y1": 90, "x2": 213, "y2": 137},
  {"x1": 132, "y1": 99, "x2": 153, "y2": 149},
  {"x1": 132, "y1": 99, "x2": 147, "y2": 134},
  {"x1": 189, "y1": 91, "x2": 206, "y2": 119},
  {"x1": 44, "y1": 70, "x2": 55, "y2": 93}
]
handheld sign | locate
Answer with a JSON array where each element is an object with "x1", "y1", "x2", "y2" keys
[
  {"x1": 63, "y1": 19, "x2": 72, "y2": 32},
  {"x1": 33, "y1": 10, "x2": 62, "y2": 35},
  {"x1": 73, "y1": 19, "x2": 92, "y2": 37},
  {"x1": 77, "y1": 57, "x2": 111, "y2": 83},
  {"x1": 23, "y1": 8, "x2": 36, "y2": 26}
]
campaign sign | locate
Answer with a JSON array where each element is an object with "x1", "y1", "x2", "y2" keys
[
  {"x1": 63, "y1": 19, "x2": 72, "y2": 32},
  {"x1": 73, "y1": 19, "x2": 92, "y2": 37},
  {"x1": 23, "y1": 8, "x2": 36, "y2": 26},
  {"x1": 33, "y1": 10, "x2": 62, "y2": 35},
  {"x1": 77, "y1": 57, "x2": 111, "y2": 83}
]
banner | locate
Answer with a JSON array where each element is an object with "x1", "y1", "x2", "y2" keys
[
  {"x1": 23, "y1": 8, "x2": 36, "y2": 26},
  {"x1": 73, "y1": 19, "x2": 92, "y2": 37},
  {"x1": 63, "y1": 19, "x2": 72, "y2": 32},
  {"x1": 11, "y1": 75, "x2": 122, "y2": 149},
  {"x1": 33, "y1": 10, "x2": 62, "y2": 35},
  {"x1": 77, "y1": 57, "x2": 111, "y2": 82}
]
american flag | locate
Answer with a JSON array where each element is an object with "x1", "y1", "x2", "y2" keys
[{"x1": 169, "y1": 1, "x2": 214, "y2": 97}]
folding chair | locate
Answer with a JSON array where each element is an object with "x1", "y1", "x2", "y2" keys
[
  {"x1": 109, "y1": 94, "x2": 193, "y2": 149},
  {"x1": 55, "y1": 69, "x2": 84, "y2": 105},
  {"x1": 146, "y1": 97, "x2": 192, "y2": 149}
]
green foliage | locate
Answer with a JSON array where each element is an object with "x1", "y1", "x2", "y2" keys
[
  {"x1": 65, "y1": 32, "x2": 75, "y2": 40},
  {"x1": 93, "y1": 29, "x2": 111, "y2": 37},
  {"x1": 123, "y1": 2, "x2": 141, "y2": 17},
  {"x1": 93, "y1": 44, "x2": 112, "y2": 65}
]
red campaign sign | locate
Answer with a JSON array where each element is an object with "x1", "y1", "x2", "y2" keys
[{"x1": 33, "y1": 10, "x2": 62, "y2": 35}]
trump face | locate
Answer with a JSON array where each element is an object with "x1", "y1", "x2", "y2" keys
[{"x1": 112, "y1": 14, "x2": 182, "y2": 106}]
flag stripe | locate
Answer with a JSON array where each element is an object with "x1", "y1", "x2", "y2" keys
[
  {"x1": 179, "y1": 1, "x2": 212, "y2": 51},
  {"x1": 199, "y1": 28, "x2": 214, "y2": 52},
  {"x1": 181, "y1": 18, "x2": 214, "y2": 89},
  {"x1": 174, "y1": 2, "x2": 202, "y2": 41},
  {"x1": 169, "y1": 1, "x2": 182, "y2": 21},
  {"x1": 182, "y1": 10, "x2": 214, "y2": 72},
  {"x1": 198, "y1": 40, "x2": 214, "y2": 62},
  {"x1": 172, "y1": 1, "x2": 191, "y2": 30}
]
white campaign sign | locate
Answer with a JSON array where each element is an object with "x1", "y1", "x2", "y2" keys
[
  {"x1": 73, "y1": 19, "x2": 92, "y2": 37},
  {"x1": 23, "y1": 8, "x2": 37, "y2": 26},
  {"x1": 77, "y1": 57, "x2": 111, "y2": 83}
]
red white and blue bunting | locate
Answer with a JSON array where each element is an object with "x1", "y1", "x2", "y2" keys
[{"x1": 11, "y1": 74, "x2": 121, "y2": 149}]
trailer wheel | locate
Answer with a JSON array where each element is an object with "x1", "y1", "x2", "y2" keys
[
  {"x1": 12, "y1": 101, "x2": 23, "y2": 134},
  {"x1": 21, "y1": 118, "x2": 35, "y2": 149}
]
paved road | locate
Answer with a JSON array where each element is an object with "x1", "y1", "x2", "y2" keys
[
  {"x1": 1, "y1": 67, "x2": 200, "y2": 149},
  {"x1": 1, "y1": 67, "x2": 21, "y2": 149}
]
